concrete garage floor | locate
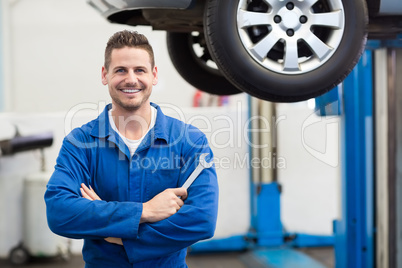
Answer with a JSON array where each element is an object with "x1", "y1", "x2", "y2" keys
[{"x1": 0, "y1": 247, "x2": 334, "y2": 268}]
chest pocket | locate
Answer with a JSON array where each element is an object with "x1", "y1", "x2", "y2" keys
[{"x1": 144, "y1": 168, "x2": 182, "y2": 201}]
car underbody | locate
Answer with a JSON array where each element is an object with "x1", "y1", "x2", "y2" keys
[
  {"x1": 88, "y1": 0, "x2": 402, "y2": 102},
  {"x1": 104, "y1": 0, "x2": 402, "y2": 39}
]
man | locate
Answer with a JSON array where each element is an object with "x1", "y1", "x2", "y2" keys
[{"x1": 45, "y1": 30, "x2": 219, "y2": 267}]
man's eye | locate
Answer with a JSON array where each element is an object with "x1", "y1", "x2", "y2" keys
[
  {"x1": 136, "y1": 69, "x2": 145, "y2": 73},
  {"x1": 116, "y1": 69, "x2": 125, "y2": 73}
]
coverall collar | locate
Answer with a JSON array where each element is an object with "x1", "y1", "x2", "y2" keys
[{"x1": 89, "y1": 102, "x2": 169, "y2": 144}]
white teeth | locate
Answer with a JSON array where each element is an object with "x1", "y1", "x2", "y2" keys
[{"x1": 122, "y1": 89, "x2": 140, "y2": 93}]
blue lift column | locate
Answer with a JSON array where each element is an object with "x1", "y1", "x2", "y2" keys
[{"x1": 334, "y1": 50, "x2": 375, "y2": 268}]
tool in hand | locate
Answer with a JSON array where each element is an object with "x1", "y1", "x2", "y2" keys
[{"x1": 181, "y1": 153, "x2": 214, "y2": 190}]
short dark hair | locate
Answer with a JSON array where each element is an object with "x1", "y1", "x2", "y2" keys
[{"x1": 104, "y1": 30, "x2": 155, "y2": 70}]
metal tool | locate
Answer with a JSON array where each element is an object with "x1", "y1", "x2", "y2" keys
[{"x1": 181, "y1": 153, "x2": 213, "y2": 190}]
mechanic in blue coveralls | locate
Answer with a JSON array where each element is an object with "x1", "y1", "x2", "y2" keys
[{"x1": 44, "y1": 30, "x2": 219, "y2": 268}]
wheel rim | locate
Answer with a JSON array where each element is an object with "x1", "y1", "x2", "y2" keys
[
  {"x1": 237, "y1": 0, "x2": 345, "y2": 74},
  {"x1": 189, "y1": 32, "x2": 220, "y2": 75}
]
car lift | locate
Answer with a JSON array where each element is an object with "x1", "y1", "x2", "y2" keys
[
  {"x1": 190, "y1": 38, "x2": 402, "y2": 268},
  {"x1": 334, "y1": 39, "x2": 402, "y2": 268}
]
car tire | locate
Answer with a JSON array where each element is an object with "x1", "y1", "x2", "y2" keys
[
  {"x1": 205, "y1": 0, "x2": 368, "y2": 102},
  {"x1": 166, "y1": 32, "x2": 242, "y2": 96}
]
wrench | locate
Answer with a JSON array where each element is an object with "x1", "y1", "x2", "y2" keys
[{"x1": 181, "y1": 153, "x2": 214, "y2": 190}]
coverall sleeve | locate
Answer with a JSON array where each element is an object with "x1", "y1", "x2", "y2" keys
[
  {"x1": 44, "y1": 129, "x2": 142, "y2": 240},
  {"x1": 122, "y1": 134, "x2": 219, "y2": 263}
]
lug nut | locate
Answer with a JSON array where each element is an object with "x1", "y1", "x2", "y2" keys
[
  {"x1": 300, "y1": 15, "x2": 308, "y2": 23},
  {"x1": 274, "y1": 15, "x2": 282, "y2": 23},
  {"x1": 286, "y1": 2, "x2": 294, "y2": 10},
  {"x1": 286, "y1": 29, "x2": 294, "y2": 37}
]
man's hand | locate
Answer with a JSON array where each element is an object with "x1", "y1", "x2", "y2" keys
[
  {"x1": 141, "y1": 188, "x2": 187, "y2": 223},
  {"x1": 80, "y1": 184, "x2": 123, "y2": 246},
  {"x1": 80, "y1": 183, "x2": 101, "y2": 201}
]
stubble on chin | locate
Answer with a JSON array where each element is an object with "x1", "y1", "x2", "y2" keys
[
  {"x1": 109, "y1": 81, "x2": 152, "y2": 113},
  {"x1": 111, "y1": 94, "x2": 151, "y2": 113}
]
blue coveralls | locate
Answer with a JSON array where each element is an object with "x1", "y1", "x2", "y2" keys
[{"x1": 45, "y1": 103, "x2": 219, "y2": 267}]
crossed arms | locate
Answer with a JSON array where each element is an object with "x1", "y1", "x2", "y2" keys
[{"x1": 80, "y1": 183, "x2": 188, "y2": 245}]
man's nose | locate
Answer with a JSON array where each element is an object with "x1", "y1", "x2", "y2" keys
[{"x1": 125, "y1": 70, "x2": 138, "y2": 84}]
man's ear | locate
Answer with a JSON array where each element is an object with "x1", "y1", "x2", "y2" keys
[
  {"x1": 152, "y1": 66, "x2": 158, "y2": 85},
  {"x1": 101, "y1": 66, "x2": 108, "y2": 85}
]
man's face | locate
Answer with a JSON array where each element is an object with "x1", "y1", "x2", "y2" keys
[{"x1": 102, "y1": 47, "x2": 158, "y2": 113}]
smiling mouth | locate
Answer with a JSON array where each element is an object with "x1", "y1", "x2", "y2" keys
[{"x1": 121, "y1": 89, "x2": 141, "y2": 93}]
